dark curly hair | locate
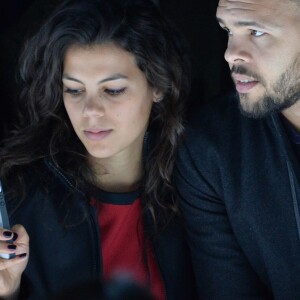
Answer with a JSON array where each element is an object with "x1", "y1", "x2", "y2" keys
[{"x1": 0, "y1": 0, "x2": 191, "y2": 228}]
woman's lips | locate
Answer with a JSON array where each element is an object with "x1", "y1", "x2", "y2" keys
[{"x1": 84, "y1": 129, "x2": 112, "y2": 141}]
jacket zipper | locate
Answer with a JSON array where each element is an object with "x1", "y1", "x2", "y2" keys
[
  {"x1": 272, "y1": 114, "x2": 300, "y2": 241},
  {"x1": 46, "y1": 159, "x2": 102, "y2": 278},
  {"x1": 287, "y1": 160, "x2": 300, "y2": 240}
]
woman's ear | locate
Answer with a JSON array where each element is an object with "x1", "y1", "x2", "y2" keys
[{"x1": 152, "y1": 90, "x2": 163, "y2": 103}]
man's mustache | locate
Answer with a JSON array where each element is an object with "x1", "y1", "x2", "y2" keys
[{"x1": 231, "y1": 65, "x2": 262, "y2": 82}]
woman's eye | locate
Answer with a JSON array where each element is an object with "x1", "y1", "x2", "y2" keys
[
  {"x1": 251, "y1": 30, "x2": 265, "y2": 37},
  {"x1": 64, "y1": 88, "x2": 83, "y2": 96},
  {"x1": 105, "y1": 87, "x2": 126, "y2": 96}
]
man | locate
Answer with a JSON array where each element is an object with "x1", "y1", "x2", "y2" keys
[{"x1": 175, "y1": 0, "x2": 300, "y2": 298}]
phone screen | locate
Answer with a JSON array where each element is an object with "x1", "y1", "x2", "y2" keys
[
  {"x1": 0, "y1": 180, "x2": 13, "y2": 259},
  {"x1": 0, "y1": 181, "x2": 10, "y2": 229}
]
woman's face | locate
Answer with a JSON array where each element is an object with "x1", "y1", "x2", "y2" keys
[{"x1": 62, "y1": 43, "x2": 161, "y2": 161}]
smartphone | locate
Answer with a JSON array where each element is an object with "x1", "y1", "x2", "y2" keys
[{"x1": 0, "y1": 180, "x2": 14, "y2": 259}]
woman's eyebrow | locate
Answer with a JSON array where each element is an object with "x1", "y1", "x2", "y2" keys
[{"x1": 62, "y1": 73, "x2": 128, "y2": 84}]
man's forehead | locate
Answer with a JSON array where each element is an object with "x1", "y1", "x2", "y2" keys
[
  {"x1": 217, "y1": 0, "x2": 281, "y2": 11},
  {"x1": 216, "y1": 0, "x2": 292, "y2": 26}
]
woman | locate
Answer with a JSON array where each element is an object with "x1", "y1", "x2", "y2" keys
[{"x1": 0, "y1": 0, "x2": 196, "y2": 299}]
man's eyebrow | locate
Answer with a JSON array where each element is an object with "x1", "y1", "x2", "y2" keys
[
  {"x1": 217, "y1": 17, "x2": 276, "y2": 29},
  {"x1": 217, "y1": 17, "x2": 225, "y2": 26},
  {"x1": 235, "y1": 21, "x2": 267, "y2": 29}
]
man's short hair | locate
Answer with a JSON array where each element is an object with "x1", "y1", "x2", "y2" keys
[{"x1": 290, "y1": 0, "x2": 300, "y2": 6}]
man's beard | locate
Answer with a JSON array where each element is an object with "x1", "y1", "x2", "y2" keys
[{"x1": 232, "y1": 57, "x2": 300, "y2": 118}]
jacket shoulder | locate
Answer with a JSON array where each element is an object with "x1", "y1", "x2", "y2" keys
[{"x1": 187, "y1": 92, "x2": 241, "y2": 132}]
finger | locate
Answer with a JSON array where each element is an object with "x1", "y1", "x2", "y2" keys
[
  {"x1": 0, "y1": 229, "x2": 15, "y2": 242},
  {"x1": 0, "y1": 225, "x2": 30, "y2": 260},
  {"x1": 10, "y1": 225, "x2": 29, "y2": 245},
  {"x1": 0, "y1": 242, "x2": 17, "y2": 255},
  {"x1": 0, "y1": 253, "x2": 28, "y2": 270}
]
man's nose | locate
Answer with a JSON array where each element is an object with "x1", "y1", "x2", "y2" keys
[{"x1": 224, "y1": 37, "x2": 251, "y2": 65}]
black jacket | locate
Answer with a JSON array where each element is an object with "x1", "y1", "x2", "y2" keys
[
  {"x1": 7, "y1": 159, "x2": 197, "y2": 300},
  {"x1": 175, "y1": 93, "x2": 300, "y2": 299}
]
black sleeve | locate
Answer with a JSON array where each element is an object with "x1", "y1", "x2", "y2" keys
[
  {"x1": 174, "y1": 135, "x2": 271, "y2": 299},
  {"x1": 18, "y1": 274, "x2": 32, "y2": 300}
]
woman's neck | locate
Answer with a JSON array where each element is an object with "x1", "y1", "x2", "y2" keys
[{"x1": 88, "y1": 150, "x2": 144, "y2": 193}]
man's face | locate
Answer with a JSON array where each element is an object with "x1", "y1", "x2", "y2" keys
[{"x1": 217, "y1": 0, "x2": 300, "y2": 118}]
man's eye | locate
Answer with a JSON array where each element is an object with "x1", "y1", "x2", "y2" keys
[
  {"x1": 221, "y1": 26, "x2": 233, "y2": 36},
  {"x1": 227, "y1": 29, "x2": 233, "y2": 36},
  {"x1": 64, "y1": 88, "x2": 83, "y2": 96},
  {"x1": 105, "y1": 88, "x2": 126, "y2": 96},
  {"x1": 251, "y1": 30, "x2": 265, "y2": 37}
]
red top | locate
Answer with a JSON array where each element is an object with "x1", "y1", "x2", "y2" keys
[{"x1": 91, "y1": 190, "x2": 166, "y2": 300}]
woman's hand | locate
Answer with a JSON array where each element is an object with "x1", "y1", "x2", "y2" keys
[{"x1": 0, "y1": 225, "x2": 29, "y2": 299}]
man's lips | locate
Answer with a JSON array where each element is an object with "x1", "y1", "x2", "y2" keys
[
  {"x1": 84, "y1": 129, "x2": 112, "y2": 141},
  {"x1": 231, "y1": 73, "x2": 259, "y2": 93}
]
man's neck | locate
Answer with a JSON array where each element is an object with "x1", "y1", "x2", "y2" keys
[{"x1": 282, "y1": 101, "x2": 300, "y2": 133}]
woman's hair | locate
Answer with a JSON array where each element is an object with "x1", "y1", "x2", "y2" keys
[{"x1": 0, "y1": 0, "x2": 191, "y2": 227}]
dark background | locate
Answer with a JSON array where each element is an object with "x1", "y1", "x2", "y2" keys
[{"x1": 0, "y1": 0, "x2": 233, "y2": 140}]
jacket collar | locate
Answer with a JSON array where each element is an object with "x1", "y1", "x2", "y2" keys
[{"x1": 44, "y1": 157, "x2": 84, "y2": 195}]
